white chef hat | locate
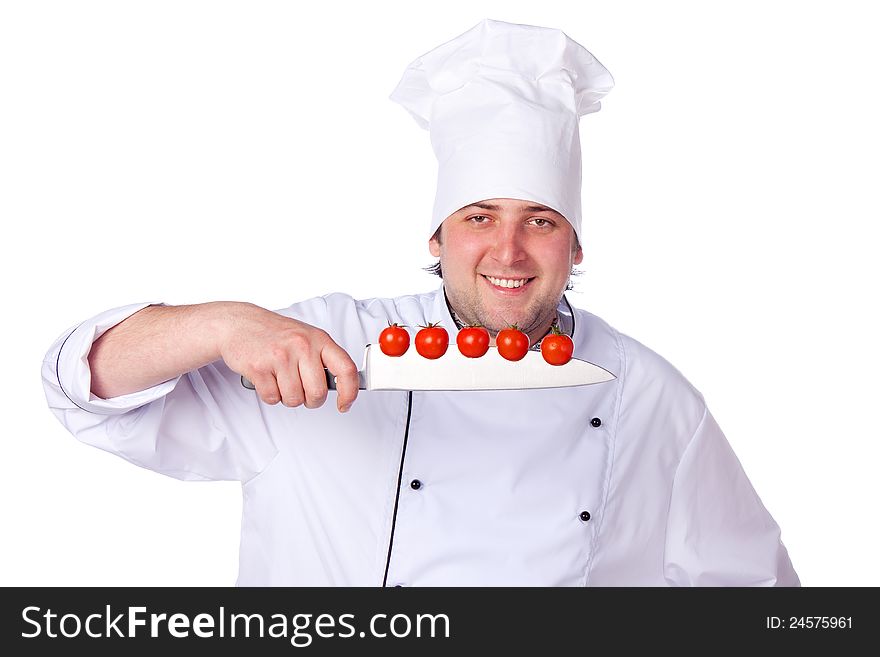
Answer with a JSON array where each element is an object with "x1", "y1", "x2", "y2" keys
[{"x1": 389, "y1": 18, "x2": 614, "y2": 244}]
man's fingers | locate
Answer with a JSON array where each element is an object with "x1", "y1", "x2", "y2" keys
[
  {"x1": 231, "y1": 319, "x2": 355, "y2": 412},
  {"x1": 249, "y1": 372, "x2": 282, "y2": 406},
  {"x1": 321, "y1": 343, "x2": 359, "y2": 412},
  {"x1": 275, "y1": 365, "x2": 305, "y2": 408},
  {"x1": 298, "y1": 354, "x2": 329, "y2": 409}
]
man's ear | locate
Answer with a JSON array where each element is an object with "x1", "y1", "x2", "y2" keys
[
  {"x1": 573, "y1": 245, "x2": 583, "y2": 265},
  {"x1": 429, "y1": 235, "x2": 441, "y2": 258}
]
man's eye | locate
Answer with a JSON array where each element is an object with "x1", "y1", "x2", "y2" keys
[
  {"x1": 469, "y1": 215, "x2": 490, "y2": 223},
  {"x1": 530, "y1": 217, "x2": 552, "y2": 227}
]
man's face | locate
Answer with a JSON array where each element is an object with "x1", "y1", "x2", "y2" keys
[{"x1": 429, "y1": 198, "x2": 583, "y2": 344}]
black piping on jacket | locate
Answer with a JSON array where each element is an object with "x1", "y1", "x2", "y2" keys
[{"x1": 382, "y1": 390, "x2": 413, "y2": 587}]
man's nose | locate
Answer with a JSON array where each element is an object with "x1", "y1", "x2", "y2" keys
[{"x1": 490, "y1": 225, "x2": 527, "y2": 265}]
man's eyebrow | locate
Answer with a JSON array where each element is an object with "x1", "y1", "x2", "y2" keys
[{"x1": 522, "y1": 204, "x2": 558, "y2": 213}]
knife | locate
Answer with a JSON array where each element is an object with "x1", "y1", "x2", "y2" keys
[{"x1": 241, "y1": 344, "x2": 615, "y2": 391}]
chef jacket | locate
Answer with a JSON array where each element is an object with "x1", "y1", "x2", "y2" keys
[{"x1": 42, "y1": 286, "x2": 799, "y2": 586}]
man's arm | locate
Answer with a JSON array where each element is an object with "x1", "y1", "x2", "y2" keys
[
  {"x1": 663, "y1": 406, "x2": 800, "y2": 586},
  {"x1": 87, "y1": 301, "x2": 359, "y2": 412}
]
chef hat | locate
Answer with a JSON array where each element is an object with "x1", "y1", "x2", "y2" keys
[{"x1": 389, "y1": 18, "x2": 614, "y2": 244}]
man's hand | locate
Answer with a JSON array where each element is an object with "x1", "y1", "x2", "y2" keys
[
  {"x1": 88, "y1": 301, "x2": 359, "y2": 413},
  {"x1": 218, "y1": 303, "x2": 359, "y2": 412}
]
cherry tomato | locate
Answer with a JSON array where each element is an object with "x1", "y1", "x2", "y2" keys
[
  {"x1": 379, "y1": 323, "x2": 410, "y2": 357},
  {"x1": 415, "y1": 322, "x2": 449, "y2": 359},
  {"x1": 540, "y1": 328, "x2": 573, "y2": 366},
  {"x1": 456, "y1": 325, "x2": 490, "y2": 358},
  {"x1": 496, "y1": 325, "x2": 529, "y2": 361}
]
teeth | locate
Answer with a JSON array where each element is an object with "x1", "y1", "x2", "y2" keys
[{"x1": 485, "y1": 275, "x2": 530, "y2": 288}]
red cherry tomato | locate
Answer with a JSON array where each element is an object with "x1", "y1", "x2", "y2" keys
[
  {"x1": 456, "y1": 325, "x2": 490, "y2": 358},
  {"x1": 415, "y1": 322, "x2": 449, "y2": 359},
  {"x1": 378, "y1": 323, "x2": 410, "y2": 357},
  {"x1": 540, "y1": 330, "x2": 573, "y2": 366},
  {"x1": 496, "y1": 325, "x2": 529, "y2": 361}
]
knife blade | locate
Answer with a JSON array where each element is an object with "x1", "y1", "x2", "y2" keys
[{"x1": 240, "y1": 344, "x2": 615, "y2": 391}]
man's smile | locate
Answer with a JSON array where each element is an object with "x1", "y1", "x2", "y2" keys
[{"x1": 481, "y1": 274, "x2": 536, "y2": 291}]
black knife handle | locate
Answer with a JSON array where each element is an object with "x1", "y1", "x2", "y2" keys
[{"x1": 241, "y1": 369, "x2": 366, "y2": 391}]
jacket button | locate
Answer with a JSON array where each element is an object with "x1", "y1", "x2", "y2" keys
[
  {"x1": 410, "y1": 479, "x2": 422, "y2": 490},
  {"x1": 590, "y1": 417, "x2": 602, "y2": 427},
  {"x1": 579, "y1": 511, "x2": 592, "y2": 522}
]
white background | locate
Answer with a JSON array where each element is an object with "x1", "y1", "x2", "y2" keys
[{"x1": 2, "y1": 0, "x2": 878, "y2": 586}]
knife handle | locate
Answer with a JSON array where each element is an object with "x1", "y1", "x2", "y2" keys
[{"x1": 240, "y1": 369, "x2": 366, "y2": 391}]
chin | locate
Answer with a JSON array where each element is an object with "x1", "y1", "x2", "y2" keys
[{"x1": 481, "y1": 305, "x2": 536, "y2": 332}]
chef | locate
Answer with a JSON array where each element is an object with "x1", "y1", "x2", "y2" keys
[{"x1": 42, "y1": 19, "x2": 799, "y2": 586}]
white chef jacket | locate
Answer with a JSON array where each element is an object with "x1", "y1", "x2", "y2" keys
[{"x1": 42, "y1": 286, "x2": 799, "y2": 586}]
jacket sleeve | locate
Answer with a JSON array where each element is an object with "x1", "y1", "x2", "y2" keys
[
  {"x1": 41, "y1": 302, "x2": 279, "y2": 482},
  {"x1": 663, "y1": 406, "x2": 800, "y2": 586}
]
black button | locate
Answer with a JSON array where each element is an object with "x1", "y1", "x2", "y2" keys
[
  {"x1": 590, "y1": 417, "x2": 602, "y2": 427},
  {"x1": 410, "y1": 479, "x2": 422, "y2": 490},
  {"x1": 579, "y1": 511, "x2": 592, "y2": 522}
]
